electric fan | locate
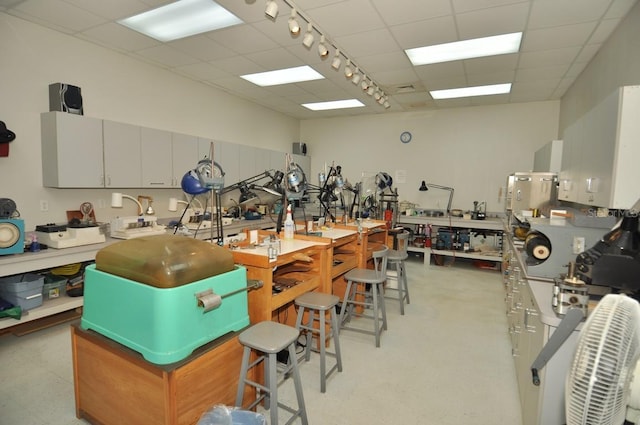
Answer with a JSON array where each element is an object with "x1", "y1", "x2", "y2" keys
[{"x1": 565, "y1": 293, "x2": 640, "y2": 425}]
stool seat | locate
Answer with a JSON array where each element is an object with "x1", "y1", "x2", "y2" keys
[
  {"x1": 239, "y1": 321, "x2": 299, "y2": 354},
  {"x1": 387, "y1": 249, "x2": 409, "y2": 261},
  {"x1": 344, "y1": 268, "x2": 383, "y2": 284},
  {"x1": 295, "y1": 292, "x2": 343, "y2": 393},
  {"x1": 295, "y1": 292, "x2": 339, "y2": 310}
]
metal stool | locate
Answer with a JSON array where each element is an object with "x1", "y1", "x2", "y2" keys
[
  {"x1": 385, "y1": 230, "x2": 410, "y2": 314},
  {"x1": 235, "y1": 321, "x2": 308, "y2": 425},
  {"x1": 294, "y1": 292, "x2": 343, "y2": 393},
  {"x1": 339, "y1": 246, "x2": 389, "y2": 347}
]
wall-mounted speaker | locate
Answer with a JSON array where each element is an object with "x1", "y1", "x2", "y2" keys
[
  {"x1": 0, "y1": 218, "x2": 24, "y2": 255},
  {"x1": 292, "y1": 142, "x2": 307, "y2": 156},
  {"x1": 49, "y1": 83, "x2": 83, "y2": 115}
]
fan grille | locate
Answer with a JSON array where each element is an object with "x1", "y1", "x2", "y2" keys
[{"x1": 566, "y1": 294, "x2": 640, "y2": 425}]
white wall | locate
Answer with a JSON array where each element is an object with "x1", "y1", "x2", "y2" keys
[
  {"x1": 559, "y1": 1, "x2": 640, "y2": 132},
  {"x1": 0, "y1": 13, "x2": 299, "y2": 230},
  {"x1": 301, "y1": 101, "x2": 559, "y2": 214}
]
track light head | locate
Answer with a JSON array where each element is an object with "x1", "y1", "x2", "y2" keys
[
  {"x1": 360, "y1": 79, "x2": 369, "y2": 91},
  {"x1": 288, "y1": 8, "x2": 300, "y2": 35},
  {"x1": 344, "y1": 59, "x2": 353, "y2": 78},
  {"x1": 265, "y1": 0, "x2": 278, "y2": 20},
  {"x1": 331, "y1": 49, "x2": 341, "y2": 70},
  {"x1": 302, "y1": 23, "x2": 314, "y2": 48},
  {"x1": 318, "y1": 35, "x2": 329, "y2": 58},
  {"x1": 351, "y1": 68, "x2": 361, "y2": 85},
  {"x1": 367, "y1": 85, "x2": 375, "y2": 96}
]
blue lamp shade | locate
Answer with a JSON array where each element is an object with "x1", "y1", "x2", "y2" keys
[{"x1": 181, "y1": 170, "x2": 211, "y2": 195}]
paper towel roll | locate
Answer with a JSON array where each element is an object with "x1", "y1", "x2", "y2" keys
[{"x1": 198, "y1": 292, "x2": 222, "y2": 312}]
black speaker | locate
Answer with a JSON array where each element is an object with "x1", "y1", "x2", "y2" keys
[
  {"x1": 292, "y1": 142, "x2": 307, "y2": 156},
  {"x1": 49, "y1": 83, "x2": 83, "y2": 115}
]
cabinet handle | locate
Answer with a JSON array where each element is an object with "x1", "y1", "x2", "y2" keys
[
  {"x1": 148, "y1": 182, "x2": 166, "y2": 186},
  {"x1": 524, "y1": 308, "x2": 538, "y2": 332}
]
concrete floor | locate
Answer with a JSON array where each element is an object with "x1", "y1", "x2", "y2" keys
[{"x1": 0, "y1": 255, "x2": 522, "y2": 425}]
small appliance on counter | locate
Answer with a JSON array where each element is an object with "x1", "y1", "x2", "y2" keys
[
  {"x1": 0, "y1": 198, "x2": 24, "y2": 255},
  {"x1": 35, "y1": 223, "x2": 106, "y2": 248},
  {"x1": 110, "y1": 216, "x2": 166, "y2": 239}
]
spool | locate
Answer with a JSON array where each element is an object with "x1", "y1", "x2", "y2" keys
[{"x1": 525, "y1": 231, "x2": 552, "y2": 262}]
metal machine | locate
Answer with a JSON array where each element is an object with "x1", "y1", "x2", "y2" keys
[{"x1": 505, "y1": 172, "x2": 558, "y2": 224}]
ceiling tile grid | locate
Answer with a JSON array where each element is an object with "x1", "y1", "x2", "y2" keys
[{"x1": 2, "y1": 0, "x2": 638, "y2": 118}]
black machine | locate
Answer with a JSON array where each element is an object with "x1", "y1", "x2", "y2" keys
[{"x1": 575, "y1": 211, "x2": 640, "y2": 294}]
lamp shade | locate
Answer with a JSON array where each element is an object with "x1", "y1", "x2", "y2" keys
[
  {"x1": 419, "y1": 180, "x2": 428, "y2": 191},
  {"x1": 181, "y1": 170, "x2": 210, "y2": 195}
]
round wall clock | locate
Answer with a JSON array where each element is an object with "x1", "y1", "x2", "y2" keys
[{"x1": 400, "y1": 131, "x2": 412, "y2": 143}]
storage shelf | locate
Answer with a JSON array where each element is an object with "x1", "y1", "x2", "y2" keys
[
  {"x1": 399, "y1": 216, "x2": 505, "y2": 267},
  {"x1": 0, "y1": 295, "x2": 83, "y2": 330}
]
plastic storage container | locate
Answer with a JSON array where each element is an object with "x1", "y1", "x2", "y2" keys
[
  {"x1": 0, "y1": 273, "x2": 44, "y2": 311},
  {"x1": 42, "y1": 274, "x2": 67, "y2": 300}
]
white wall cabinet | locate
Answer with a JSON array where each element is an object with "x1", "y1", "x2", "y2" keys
[
  {"x1": 41, "y1": 112, "x2": 104, "y2": 188},
  {"x1": 103, "y1": 120, "x2": 142, "y2": 188},
  {"x1": 140, "y1": 127, "x2": 172, "y2": 188},
  {"x1": 171, "y1": 132, "x2": 200, "y2": 188},
  {"x1": 41, "y1": 113, "x2": 311, "y2": 190},
  {"x1": 560, "y1": 85, "x2": 640, "y2": 209}
]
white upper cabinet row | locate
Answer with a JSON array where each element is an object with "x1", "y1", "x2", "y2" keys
[
  {"x1": 41, "y1": 112, "x2": 308, "y2": 189},
  {"x1": 559, "y1": 85, "x2": 640, "y2": 209}
]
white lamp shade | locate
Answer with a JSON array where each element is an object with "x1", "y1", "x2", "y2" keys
[
  {"x1": 111, "y1": 192, "x2": 123, "y2": 208},
  {"x1": 168, "y1": 197, "x2": 179, "y2": 212}
]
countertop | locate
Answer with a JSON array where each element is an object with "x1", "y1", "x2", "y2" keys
[{"x1": 398, "y1": 215, "x2": 505, "y2": 230}]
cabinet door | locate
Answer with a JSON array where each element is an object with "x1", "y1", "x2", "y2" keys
[
  {"x1": 172, "y1": 133, "x2": 199, "y2": 188},
  {"x1": 576, "y1": 92, "x2": 616, "y2": 206},
  {"x1": 141, "y1": 127, "x2": 172, "y2": 188},
  {"x1": 559, "y1": 125, "x2": 581, "y2": 202},
  {"x1": 41, "y1": 112, "x2": 104, "y2": 188},
  {"x1": 103, "y1": 120, "x2": 142, "y2": 188}
]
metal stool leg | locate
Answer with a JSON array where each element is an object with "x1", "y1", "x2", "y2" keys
[
  {"x1": 305, "y1": 308, "x2": 314, "y2": 362},
  {"x1": 288, "y1": 342, "x2": 309, "y2": 424},
  {"x1": 235, "y1": 346, "x2": 252, "y2": 407},
  {"x1": 330, "y1": 307, "x2": 343, "y2": 373},
  {"x1": 401, "y1": 260, "x2": 410, "y2": 304},
  {"x1": 379, "y1": 282, "x2": 388, "y2": 331},
  {"x1": 266, "y1": 353, "x2": 277, "y2": 425},
  {"x1": 339, "y1": 280, "x2": 354, "y2": 328}
]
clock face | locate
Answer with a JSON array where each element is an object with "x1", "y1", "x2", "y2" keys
[{"x1": 400, "y1": 131, "x2": 412, "y2": 143}]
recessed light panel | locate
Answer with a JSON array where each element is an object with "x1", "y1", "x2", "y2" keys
[
  {"x1": 302, "y1": 99, "x2": 365, "y2": 111},
  {"x1": 430, "y1": 83, "x2": 512, "y2": 100},
  {"x1": 118, "y1": 0, "x2": 243, "y2": 42},
  {"x1": 241, "y1": 66, "x2": 324, "y2": 87},
  {"x1": 406, "y1": 32, "x2": 522, "y2": 66}
]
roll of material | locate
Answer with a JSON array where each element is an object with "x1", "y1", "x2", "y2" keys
[
  {"x1": 197, "y1": 292, "x2": 222, "y2": 313},
  {"x1": 525, "y1": 231, "x2": 552, "y2": 261}
]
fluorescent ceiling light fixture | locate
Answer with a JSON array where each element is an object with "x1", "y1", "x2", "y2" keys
[
  {"x1": 430, "y1": 83, "x2": 512, "y2": 100},
  {"x1": 118, "y1": 0, "x2": 243, "y2": 42},
  {"x1": 241, "y1": 65, "x2": 324, "y2": 87},
  {"x1": 302, "y1": 99, "x2": 365, "y2": 111},
  {"x1": 405, "y1": 32, "x2": 522, "y2": 66}
]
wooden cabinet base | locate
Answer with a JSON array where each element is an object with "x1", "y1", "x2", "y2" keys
[{"x1": 71, "y1": 324, "x2": 254, "y2": 425}]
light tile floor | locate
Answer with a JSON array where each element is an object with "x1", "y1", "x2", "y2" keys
[{"x1": 0, "y1": 255, "x2": 522, "y2": 425}]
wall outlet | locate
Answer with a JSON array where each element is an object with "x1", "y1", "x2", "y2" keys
[
  {"x1": 40, "y1": 200, "x2": 49, "y2": 212},
  {"x1": 573, "y1": 236, "x2": 585, "y2": 254}
]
